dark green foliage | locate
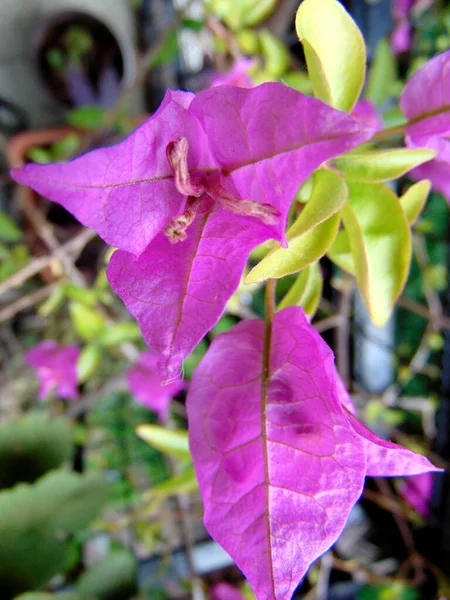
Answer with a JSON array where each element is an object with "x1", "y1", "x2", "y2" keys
[
  {"x1": 0, "y1": 413, "x2": 73, "y2": 489},
  {"x1": 76, "y1": 550, "x2": 138, "y2": 600}
]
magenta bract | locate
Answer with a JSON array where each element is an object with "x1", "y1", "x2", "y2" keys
[
  {"x1": 187, "y1": 307, "x2": 440, "y2": 600},
  {"x1": 11, "y1": 84, "x2": 374, "y2": 381},
  {"x1": 399, "y1": 472, "x2": 434, "y2": 517},
  {"x1": 400, "y1": 50, "x2": 450, "y2": 201},
  {"x1": 128, "y1": 351, "x2": 184, "y2": 420},
  {"x1": 211, "y1": 58, "x2": 255, "y2": 88},
  {"x1": 26, "y1": 340, "x2": 80, "y2": 400},
  {"x1": 211, "y1": 583, "x2": 246, "y2": 600},
  {"x1": 352, "y1": 100, "x2": 383, "y2": 133}
]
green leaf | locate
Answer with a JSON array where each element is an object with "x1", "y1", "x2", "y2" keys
[
  {"x1": 70, "y1": 301, "x2": 107, "y2": 341},
  {"x1": 98, "y1": 322, "x2": 142, "y2": 347},
  {"x1": 151, "y1": 465, "x2": 198, "y2": 497},
  {"x1": 77, "y1": 344, "x2": 102, "y2": 383},
  {"x1": 334, "y1": 149, "x2": 436, "y2": 183},
  {"x1": 278, "y1": 262, "x2": 323, "y2": 317},
  {"x1": 38, "y1": 284, "x2": 65, "y2": 317},
  {"x1": 62, "y1": 282, "x2": 98, "y2": 305},
  {"x1": 26, "y1": 147, "x2": 53, "y2": 164},
  {"x1": 246, "y1": 169, "x2": 347, "y2": 282},
  {"x1": 281, "y1": 71, "x2": 313, "y2": 95},
  {"x1": 0, "y1": 213, "x2": 22, "y2": 243},
  {"x1": 246, "y1": 212, "x2": 340, "y2": 282},
  {"x1": 51, "y1": 133, "x2": 81, "y2": 160},
  {"x1": 365, "y1": 38, "x2": 397, "y2": 106},
  {"x1": 0, "y1": 413, "x2": 72, "y2": 489},
  {"x1": 400, "y1": 180, "x2": 431, "y2": 225},
  {"x1": 259, "y1": 29, "x2": 290, "y2": 79},
  {"x1": 148, "y1": 30, "x2": 179, "y2": 69},
  {"x1": 136, "y1": 425, "x2": 190, "y2": 459},
  {"x1": 76, "y1": 550, "x2": 138, "y2": 600},
  {"x1": 326, "y1": 229, "x2": 355, "y2": 274},
  {"x1": 181, "y1": 18, "x2": 204, "y2": 32},
  {"x1": 15, "y1": 594, "x2": 91, "y2": 600},
  {"x1": 295, "y1": 0, "x2": 365, "y2": 111},
  {"x1": 206, "y1": 0, "x2": 277, "y2": 30},
  {"x1": 67, "y1": 106, "x2": 106, "y2": 131},
  {"x1": 342, "y1": 181, "x2": 411, "y2": 326}
]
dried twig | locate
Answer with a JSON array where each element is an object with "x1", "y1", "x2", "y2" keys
[{"x1": 0, "y1": 282, "x2": 58, "y2": 323}]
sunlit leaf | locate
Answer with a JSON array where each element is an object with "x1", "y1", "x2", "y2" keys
[
  {"x1": 136, "y1": 425, "x2": 190, "y2": 459},
  {"x1": 334, "y1": 149, "x2": 435, "y2": 183},
  {"x1": 69, "y1": 302, "x2": 107, "y2": 342},
  {"x1": 259, "y1": 29, "x2": 290, "y2": 79},
  {"x1": 77, "y1": 344, "x2": 102, "y2": 383},
  {"x1": 206, "y1": 0, "x2": 277, "y2": 30},
  {"x1": 399, "y1": 180, "x2": 431, "y2": 225},
  {"x1": 67, "y1": 107, "x2": 106, "y2": 131},
  {"x1": 326, "y1": 229, "x2": 355, "y2": 274},
  {"x1": 151, "y1": 465, "x2": 198, "y2": 497},
  {"x1": 365, "y1": 38, "x2": 397, "y2": 106},
  {"x1": 278, "y1": 262, "x2": 323, "y2": 317},
  {"x1": 296, "y1": 0, "x2": 365, "y2": 111},
  {"x1": 98, "y1": 322, "x2": 141, "y2": 347},
  {"x1": 342, "y1": 181, "x2": 411, "y2": 326}
]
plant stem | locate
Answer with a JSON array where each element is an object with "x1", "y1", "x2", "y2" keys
[{"x1": 370, "y1": 124, "x2": 406, "y2": 143}]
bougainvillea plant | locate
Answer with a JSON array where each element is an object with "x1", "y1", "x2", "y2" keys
[
  {"x1": 11, "y1": 0, "x2": 447, "y2": 598},
  {"x1": 26, "y1": 340, "x2": 80, "y2": 400}
]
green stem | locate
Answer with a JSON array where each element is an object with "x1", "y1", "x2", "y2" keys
[{"x1": 370, "y1": 123, "x2": 406, "y2": 143}]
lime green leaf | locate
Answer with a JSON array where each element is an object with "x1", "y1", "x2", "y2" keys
[
  {"x1": 295, "y1": 0, "x2": 365, "y2": 111},
  {"x1": 278, "y1": 262, "x2": 323, "y2": 317},
  {"x1": 0, "y1": 213, "x2": 22, "y2": 243},
  {"x1": 334, "y1": 149, "x2": 436, "y2": 183},
  {"x1": 69, "y1": 302, "x2": 107, "y2": 341},
  {"x1": 26, "y1": 147, "x2": 53, "y2": 164},
  {"x1": 246, "y1": 212, "x2": 341, "y2": 282},
  {"x1": 246, "y1": 169, "x2": 346, "y2": 282},
  {"x1": 51, "y1": 133, "x2": 81, "y2": 160},
  {"x1": 77, "y1": 344, "x2": 102, "y2": 383},
  {"x1": 151, "y1": 465, "x2": 198, "y2": 497},
  {"x1": 342, "y1": 181, "x2": 411, "y2": 326},
  {"x1": 136, "y1": 425, "x2": 190, "y2": 459},
  {"x1": 282, "y1": 71, "x2": 313, "y2": 95},
  {"x1": 400, "y1": 180, "x2": 431, "y2": 225},
  {"x1": 38, "y1": 285, "x2": 65, "y2": 317},
  {"x1": 237, "y1": 29, "x2": 260, "y2": 55},
  {"x1": 148, "y1": 29, "x2": 179, "y2": 69},
  {"x1": 67, "y1": 107, "x2": 106, "y2": 131},
  {"x1": 259, "y1": 29, "x2": 290, "y2": 79},
  {"x1": 365, "y1": 38, "x2": 397, "y2": 106},
  {"x1": 326, "y1": 229, "x2": 355, "y2": 274},
  {"x1": 206, "y1": 0, "x2": 277, "y2": 30},
  {"x1": 98, "y1": 322, "x2": 141, "y2": 347},
  {"x1": 62, "y1": 282, "x2": 98, "y2": 305}
]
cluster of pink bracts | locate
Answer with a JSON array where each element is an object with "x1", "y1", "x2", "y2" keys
[{"x1": 19, "y1": 49, "x2": 449, "y2": 600}]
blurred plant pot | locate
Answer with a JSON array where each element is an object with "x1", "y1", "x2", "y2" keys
[{"x1": 31, "y1": 10, "x2": 136, "y2": 109}]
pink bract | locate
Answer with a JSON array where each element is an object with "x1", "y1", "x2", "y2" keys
[
  {"x1": 128, "y1": 351, "x2": 184, "y2": 421},
  {"x1": 211, "y1": 58, "x2": 255, "y2": 88},
  {"x1": 399, "y1": 472, "x2": 434, "y2": 517},
  {"x1": 352, "y1": 99, "x2": 383, "y2": 133},
  {"x1": 26, "y1": 340, "x2": 80, "y2": 400},
  {"x1": 400, "y1": 50, "x2": 450, "y2": 202},
  {"x1": 211, "y1": 583, "x2": 246, "y2": 600},
  {"x1": 11, "y1": 84, "x2": 374, "y2": 382},
  {"x1": 187, "y1": 307, "x2": 440, "y2": 600}
]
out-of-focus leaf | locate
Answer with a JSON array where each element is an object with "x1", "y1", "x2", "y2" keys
[
  {"x1": 334, "y1": 149, "x2": 435, "y2": 183},
  {"x1": 151, "y1": 465, "x2": 198, "y2": 497},
  {"x1": 76, "y1": 550, "x2": 138, "y2": 600},
  {"x1": 15, "y1": 594, "x2": 91, "y2": 600},
  {"x1": 0, "y1": 413, "x2": 72, "y2": 489},
  {"x1": 326, "y1": 229, "x2": 355, "y2": 274},
  {"x1": 246, "y1": 169, "x2": 346, "y2": 281},
  {"x1": 342, "y1": 180, "x2": 411, "y2": 326},
  {"x1": 182, "y1": 339, "x2": 208, "y2": 380},
  {"x1": 365, "y1": 38, "x2": 397, "y2": 106},
  {"x1": 237, "y1": 29, "x2": 260, "y2": 55},
  {"x1": 27, "y1": 147, "x2": 53, "y2": 164},
  {"x1": 206, "y1": 0, "x2": 277, "y2": 30},
  {"x1": 77, "y1": 344, "x2": 102, "y2": 383},
  {"x1": 259, "y1": 29, "x2": 290, "y2": 79},
  {"x1": 0, "y1": 244, "x2": 29, "y2": 281},
  {"x1": 69, "y1": 301, "x2": 107, "y2": 341},
  {"x1": 98, "y1": 322, "x2": 141, "y2": 347},
  {"x1": 136, "y1": 425, "x2": 191, "y2": 459},
  {"x1": 278, "y1": 262, "x2": 323, "y2": 317},
  {"x1": 51, "y1": 133, "x2": 81, "y2": 159},
  {"x1": 296, "y1": 0, "x2": 365, "y2": 111},
  {"x1": 148, "y1": 30, "x2": 179, "y2": 69},
  {"x1": 39, "y1": 284, "x2": 65, "y2": 317},
  {"x1": 400, "y1": 180, "x2": 431, "y2": 225},
  {"x1": 62, "y1": 282, "x2": 98, "y2": 305},
  {"x1": 181, "y1": 18, "x2": 204, "y2": 31},
  {"x1": 282, "y1": 71, "x2": 313, "y2": 95},
  {"x1": 0, "y1": 213, "x2": 22, "y2": 243},
  {"x1": 67, "y1": 106, "x2": 106, "y2": 131}
]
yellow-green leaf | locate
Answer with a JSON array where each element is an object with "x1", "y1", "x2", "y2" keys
[
  {"x1": 245, "y1": 212, "x2": 340, "y2": 282},
  {"x1": 334, "y1": 149, "x2": 436, "y2": 183},
  {"x1": 278, "y1": 262, "x2": 323, "y2": 317},
  {"x1": 342, "y1": 181, "x2": 411, "y2": 326},
  {"x1": 77, "y1": 344, "x2": 102, "y2": 383},
  {"x1": 98, "y1": 322, "x2": 141, "y2": 347},
  {"x1": 365, "y1": 38, "x2": 397, "y2": 106},
  {"x1": 295, "y1": 0, "x2": 365, "y2": 111},
  {"x1": 151, "y1": 466, "x2": 198, "y2": 497},
  {"x1": 259, "y1": 29, "x2": 290, "y2": 79},
  {"x1": 399, "y1": 180, "x2": 431, "y2": 225},
  {"x1": 69, "y1": 302, "x2": 107, "y2": 342},
  {"x1": 206, "y1": 0, "x2": 276, "y2": 30},
  {"x1": 136, "y1": 425, "x2": 190, "y2": 459},
  {"x1": 326, "y1": 230, "x2": 355, "y2": 274}
]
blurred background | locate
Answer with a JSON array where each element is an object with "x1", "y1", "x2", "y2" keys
[{"x1": 0, "y1": 1, "x2": 449, "y2": 599}]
